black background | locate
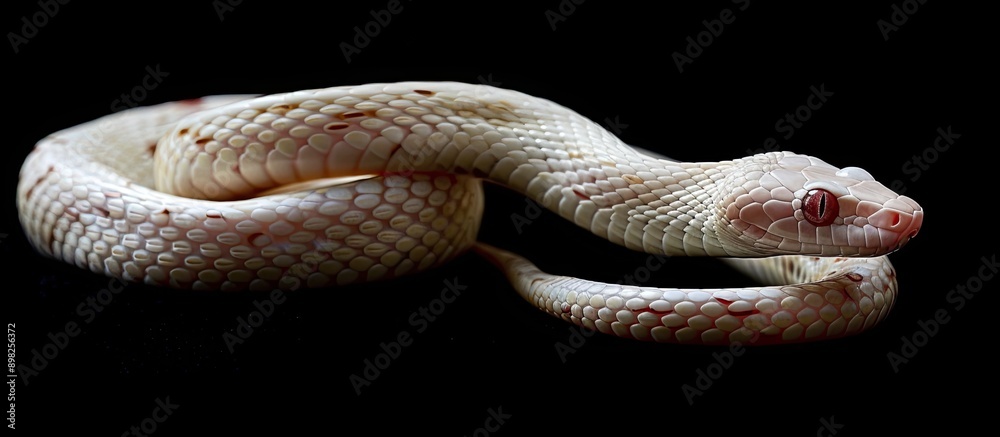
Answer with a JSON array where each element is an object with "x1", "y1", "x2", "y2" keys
[{"x1": 2, "y1": 0, "x2": 994, "y2": 435}]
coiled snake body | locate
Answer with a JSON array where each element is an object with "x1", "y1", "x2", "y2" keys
[{"x1": 16, "y1": 82, "x2": 923, "y2": 345}]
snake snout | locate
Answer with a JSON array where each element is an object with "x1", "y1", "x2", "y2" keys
[
  {"x1": 896, "y1": 207, "x2": 923, "y2": 249},
  {"x1": 868, "y1": 195, "x2": 923, "y2": 250}
]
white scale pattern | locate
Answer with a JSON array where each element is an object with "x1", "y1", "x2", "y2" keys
[{"x1": 16, "y1": 82, "x2": 923, "y2": 344}]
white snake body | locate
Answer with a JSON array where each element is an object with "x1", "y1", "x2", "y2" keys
[{"x1": 16, "y1": 82, "x2": 923, "y2": 345}]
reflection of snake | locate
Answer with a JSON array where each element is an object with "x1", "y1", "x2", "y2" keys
[{"x1": 16, "y1": 82, "x2": 923, "y2": 345}]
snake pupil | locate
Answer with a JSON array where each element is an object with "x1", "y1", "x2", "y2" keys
[{"x1": 804, "y1": 189, "x2": 838, "y2": 226}]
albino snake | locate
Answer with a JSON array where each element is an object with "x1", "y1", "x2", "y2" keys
[{"x1": 16, "y1": 82, "x2": 923, "y2": 345}]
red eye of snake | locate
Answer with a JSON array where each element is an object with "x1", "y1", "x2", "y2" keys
[{"x1": 803, "y1": 189, "x2": 838, "y2": 226}]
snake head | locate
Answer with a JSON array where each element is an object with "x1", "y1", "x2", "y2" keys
[{"x1": 717, "y1": 151, "x2": 923, "y2": 257}]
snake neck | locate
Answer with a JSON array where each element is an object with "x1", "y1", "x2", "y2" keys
[
  {"x1": 511, "y1": 152, "x2": 812, "y2": 259},
  {"x1": 520, "y1": 155, "x2": 742, "y2": 258}
]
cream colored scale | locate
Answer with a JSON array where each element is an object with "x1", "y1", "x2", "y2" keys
[{"x1": 17, "y1": 82, "x2": 923, "y2": 344}]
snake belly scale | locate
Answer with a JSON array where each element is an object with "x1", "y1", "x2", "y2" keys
[{"x1": 16, "y1": 82, "x2": 923, "y2": 345}]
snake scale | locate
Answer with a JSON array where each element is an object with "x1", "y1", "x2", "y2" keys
[{"x1": 16, "y1": 82, "x2": 923, "y2": 345}]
